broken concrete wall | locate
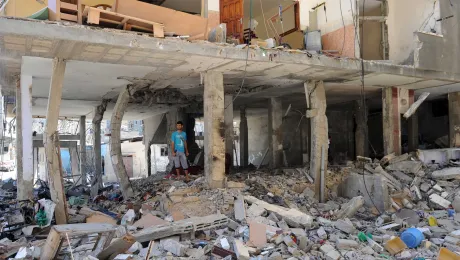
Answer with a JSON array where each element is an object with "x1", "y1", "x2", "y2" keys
[
  {"x1": 387, "y1": 0, "x2": 441, "y2": 65},
  {"x1": 233, "y1": 108, "x2": 268, "y2": 167},
  {"x1": 103, "y1": 141, "x2": 147, "y2": 182},
  {"x1": 414, "y1": 0, "x2": 460, "y2": 73},
  {"x1": 338, "y1": 173, "x2": 390, "y2": 212},
  {"x1": 150, "y1": 144, "x2": 169, "y2": 174}
]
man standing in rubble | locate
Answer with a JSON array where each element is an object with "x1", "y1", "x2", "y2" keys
[{"x1": 171, "y1": 121, "x2": 190, "y2": 181}]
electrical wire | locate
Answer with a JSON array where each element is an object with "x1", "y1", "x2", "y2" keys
[
  {"x1": 339, "y1": 0, "x2": 346, "y2": 56},
  {"x1": 359, "y1": 0, "x2": 382, "y2": 215},
  {"x1": 225, "y1": 0, "x2": 252, "y2": 109}
]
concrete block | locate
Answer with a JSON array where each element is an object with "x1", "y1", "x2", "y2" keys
[
  {"x1": 432, "y1": 168, "x2": 460, "y2": 180},
  {"x1": 429, "y1": 194, "x2": 452, "y2": 209},
  {"x1": 277, "y1": 219, "x2": 289, "y2": 230},
  {"x1": 247, "y1": 204, "x2": 266, "y2": 218},
  {"x1": 320, "y1": 244, "x2": 335, "y2": 254},
  {"x1": 234, "y1": 196, "x2": 246, "y2": 221},
  {"x1": 390, "y1": 171, "x2": 413, "y2": 182},
  {"x1": 317, "y1": 227, "x2": 327, "y2": 239},
  {"x1": 326, "y1": 250, "x2": 341, "y2": 260},
  {"x1": 433, "y1": 184, "x2": 443, "y2": 192},
  {"x1": 444, "y1": 236, "x2": 460, "y2": 245},
  {"x1": 335, "y1": 196, "x2": 365, "y2": 220},
  {"x1": 336, "y1": 239, "x2": 359, "y2": 250},
  {"x1": 291, "y1": 228, "x2": 307, "y2": 238},
  {"x1": 337, "y1": 173, "x2": 388, "y2": 213},
  {"x1": 233, "y1": 239, "x2": 250, "y2": 260},
  {"x1": 334, "y1": 219, "x2": 355, "y2": 234},
  {"x1": 420, "y1": 182, "x2": 431, "y2": 192},
  {"x1": 386, "y1": 161, "x2": 423, "y2": 174},
  {"x1": 162, "y1": 239, "x2": 187, "y2": 256}
]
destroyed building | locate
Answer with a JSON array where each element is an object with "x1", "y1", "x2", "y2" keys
[{"x1": 0, "y1": 0, "x2": 459, "y2": 259}]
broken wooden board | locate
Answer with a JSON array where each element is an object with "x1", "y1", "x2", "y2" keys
[
  {"x1": 40, "y1": 223, "x2": 117, "y2": 259},
  {"x1": 82, "y1": 6, "x2": 164, "y2": 37},
  {"x1": 113, "y1": 0, "x2": 208, "y2": 39}
]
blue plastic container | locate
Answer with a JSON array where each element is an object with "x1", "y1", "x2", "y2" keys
[{"x1": 400, "y1": 228, "x2": 424, "y2": 248}]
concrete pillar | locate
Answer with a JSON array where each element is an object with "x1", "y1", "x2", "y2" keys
[
  {"x1": 91, "y1": 100, "x2": 108, "y2": 198},
  {"x1": 110, "y1": 86, "x2": 135, "y2": 199},
  {"x1": 354, "y1": 99, "x2": 368, "y2": 157},
  {"x1": 166, "y1": 109, "x2": 185, "y2": 173},
  {"x1": 224, "y1": 95, "x2": 234, "y2": 164},
  {"x1": 79, "y1": 115, "x2": 86, "y2": 184},
  {"x1": 305, "y1": 81, "x2": 328, "y2": 201},
  {"x1": 16, "y1": 75, "x2": 34, "y2": 200},
  {"x1": 239, "y1": 107, "x2": 248, "y2": 167},
  {"x1": 268, "y1": 98, "x2": 283, "y2": 168},
  {"x1": 449, "y1": 92, "x2": 460, "y2": 148},
  {"x1": 408, "y1": 90, "x2": 419, "y2": 151},
  {"x1": 33, "y1": 147, "x2": 38, "y2": 182},
  {"x1": 382, "y1": 87, "x2": 401, "y2": 155},
  {"x1": 203, "y1": 71, "x2": 226, "y2": 188}
]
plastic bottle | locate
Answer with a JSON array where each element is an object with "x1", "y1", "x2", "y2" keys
[{"x1": 428, "y1": 216, "x2": 438, "y2": 226}]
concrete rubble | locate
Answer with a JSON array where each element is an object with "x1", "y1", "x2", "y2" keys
[{"x1": 0, "y1": 151, "x2": 459, "y2": 259}]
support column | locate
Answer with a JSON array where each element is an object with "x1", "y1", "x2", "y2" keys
[
  {"x1": 449, "y1": 92, "x2": 460, "y2": 148},
  {"x1": 382, "y1": 87, "x2": 401, "y2": 155},
  {"x1": 79, "y1": 115, "x2": 86, "y2": 185},
  {"x1": 305, "y1": 81, "x2": 328, "y2": 201},
  {"x1": 91, "y1": 100, "x2": 108, "y2": 198},
  {"x1": 110, "y1": 87, "x2": 135, "y2": 199},
  {"x1": 16, "y1": 75, "x2": 34, "y2": 200},
  {"x1": 354, "y1": 99, "x2": 368, "y2": 157},
  {"x1": 33, "y1": 147, "x2": 38, "y2": 182},
  {"x1": 408, "y1": 90, "x2": 419, "y2": 151},
  {"x1": 224, "y1": 95, "x2": 234, "y2": 165},
  {"x1": 203, "y1": 71, "x2": 225, "y2": 188},
  {"x1": 239, "y1": 107, "x2": 248, "y2": 167},
  {"x1": 44, "y1": 58, "x2": 68, "y2": 224},
  {"x1": 268, "y1": 98, "x2": 283, "y2": 168}
]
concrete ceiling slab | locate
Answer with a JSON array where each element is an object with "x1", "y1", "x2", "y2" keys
[
  {"x1": 415, "y1": 82, "x2": 460, "y2": 99},
  {"x1": 345, "y1": 74, "x2": 425, "y2": 87},
  {"x1": 398, "y1": 79, "x2": 455, "y2": 90},
  {"x1": 23, "y1": 57, "x2": 155, "y2": 100}
]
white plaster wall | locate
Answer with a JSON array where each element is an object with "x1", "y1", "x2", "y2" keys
[
  {"x1": 103, "y1": 141, "x2": 146, "y2": 182},
  {"x1": 387, "y1": 0, "x2": 441, "y2": 64},
  {"x1": 298, "y1": 0, "x2": 355, "y2": 33},
  {"x1": 234, "y1": 108, "x2": 269, "y2": 166},
  {"x1": 151, "y1": 144, "x2": 169, "y2": 173},
  {"x1": 208, "y1": 0, "x2": 219, "y2": 12}
]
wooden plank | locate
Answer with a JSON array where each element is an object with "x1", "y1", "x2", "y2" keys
[
  {"x1": 97, "y1": 234, "x2": 136, "y2": 260},
  {"x1": 153, "y1": 23, "x2": 164, "y2": 38},
  {"x1": 60, "y1": 1, "x2": 77, "y2": 11},
  {"x1": 40, "y1": 227, "x2": 62, "y2": 259},
  {"x1": 60, "y1": 13, "x2": 78, "y2": 22},
  {"x1": 114, "y1": 0, "x2": 207, "y2": 39},
  {"x1": 44, "y1": 58, "x2": 68, "y2": 225},
  {"x1": 87, "y1": 8, "x2": 100, "y2": 24}
]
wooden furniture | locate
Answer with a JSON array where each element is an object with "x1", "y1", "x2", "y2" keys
[
  {"x1": 48, "y1": 0, "x2": 83, "y2": 23},
  {"x1": 83, "y1": 6, "x2": 164, "y2": 37},
  {"x1": 40, "y1": 223, "x2": 117, "y2": 259},
  {"x1": 112, "y1": 0, "x2": 209, "y2": 39}
]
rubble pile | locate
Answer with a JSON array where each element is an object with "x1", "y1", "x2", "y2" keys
[{"x1": 0, "y1": 149, "x2": 459, "y2": 259}]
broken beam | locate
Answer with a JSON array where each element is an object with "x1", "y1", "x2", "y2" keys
[{"x1": 44, "y1": 58, "x2": 68, "y2": 225}]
